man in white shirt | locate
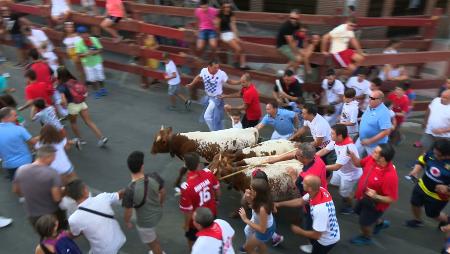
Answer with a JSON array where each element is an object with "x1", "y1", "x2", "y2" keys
[
  {"x1": 25, "y1": 27, "x2": 54, "y2": 53},
  {"x1": 162, "y1": 53, "x2": 191, "y2": 111},
  {"x1": 290, "y1": 103, "x2": 332, "y2": 150},
  {"x1": 191, "y1": 207, "x2": 235, "y2": 254},
  {"x1": 419, "y1": 89, "x2": 450, "y2": 151},
  {"x1": 66, "y1": 179, "x2": 126, "y2": 254},
  {"x1": 187, "y1": 60, "x2": 240, "y2": 131},
  {"x1": 321, "y1": 69, "x2": 344, "y2": 126},
  {"x1": 345, "y1": 68, "x2": 371, "y2": 112},
  {"x1": 275, "y1": 175, "x2": 340, "y2": 254},
  {"x1": 317, "y1": 124, "x2": 362, "y2": 214},
  {"x1": 321, "y1": 17, "x2": 364, "y2": 75},
  {"x1": 339, "y1": 88, "x2": 359, "y2": 139}
]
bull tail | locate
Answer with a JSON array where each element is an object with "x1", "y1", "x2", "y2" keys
[{"x1": 174, "y1": 166, "x2": 188, "y2": 188}]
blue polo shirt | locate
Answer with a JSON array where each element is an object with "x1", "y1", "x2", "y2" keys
[
  {"x1": 359, "y1": 103, "x2": 392, "y2": 147},
  {"x1": 261, "y1": 108, "x2": 296, "y2": 135},
  {"x1": 0, "y1": 122, "x2": 32, "y2": 169}
]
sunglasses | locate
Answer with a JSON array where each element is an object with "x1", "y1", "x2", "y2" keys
[{"x1": 369, "y1": 96, "x2": 381, "y2": 100}]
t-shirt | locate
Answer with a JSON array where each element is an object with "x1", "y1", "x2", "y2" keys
[
  {"x1": 32, "y1": 106, "x2": 63, "y2": 130},
  {"x1": 36, "y1": 139, "x2": 73, "y2": 175},
  {"x1": 218, "y1": 11, "x2": 233, "y2": 32},
  {"x1": 42, "y1": 51, "x2": 59, "y2": 72},
  {"x1": 304, "y1": 114, "x2": 332, "y2": 149},
  {"x1": 27, "y1": 29, "x2": 54, "y2": 52},
  {"x1": 425, "y1": 97, "x2": 450, "y2": 138},
  {"x1": 276, "y1": 21, "x2": 300, "y2": 48},
  {"x1": 180, "y1": 169, "x2": 220, "y2": 226},
  {"x1": 321, "y1": 79, "x2": 344, "y2": 106},
  {"x1": 302, "y1": 187, "x2": 340, "y2": 246},
  {"x1": 274, "y1": 78, "x2": 302, "y2": 100},
  {"x1": 345, "y1": 76, "x2": 371, "y2": 110},
  {"x1": 25, "y1": 81, "x2": 54, "y2": 105},
  {"x1": 0, "y1": 123, "x2": 32, "y2": 169},
  {"x1": 261, "y1": 108, "x2": 296, "y2": 136},
  {"x1": 355, "y1": 156, "x2": 398, "y2": 212},
  {"x1": 325, "y1": 138, "x2": 362, "y2": 181},
  {"x1": 75, "y1": 37, "x2": 103, "y2": 67},
  {"x1": 63, "y1": 36, "x2": 82, "y2": 57},
  {"x1": 329, "y1": 24, "x2": 355, "y2": 54},
  {"x1": 192, "y1": 219, "x2": 235, "y2": 254},
  {"x1": 359, "y1": 103, "x2": 392, "y2": 147},
  {"x1": 195, "y1": 7, "x2": 218, "y2": 31},
  {"x1": 122, "y1": 174, "x2": 164, "y2": 228},
  {"x1": 69, "y1": 193, "x2": 126, "y2": 254},
  {"x1": 106, "y1": 0, "x2": 124, "y2": 17},
  {"x1": 14, "y1": 163, "x2": 62, "y2": 217},
  {"x1": 7, "y1": 13, "x2": 24, "y2": 35},
  {"x1": 340, "y1": 100, "x2": 359, "y2": 134},
  {"x1": 417, "y1": 152, "x2": 450, "y2": 201},
  {"x1": 241, "y1": 84, "x2": 261, "y2": 121},
  {"x1": 298, "y1": 156, "x2": 328, "y2": 191},
  {"x1": 199, "y1": 68, "x2": 228, "y2": 97},
  {"x1": 165, "y1": 60, "x2": 181, "y2": 86},
  {"x1": 0, "y1": 76, "x2": 8, "y2": 94},
  {"x1": 387, "y1": 92, "x2": 410, "y2": 125},
  {"x1": 29, "y1": 61, "x2": 53, "y2": 84}
]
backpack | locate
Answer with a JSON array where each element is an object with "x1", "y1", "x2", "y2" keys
[
  {"x1": 66, "y1": 79, "x2": 88, "y2": 103},
  {"x1": 40, "y1": 235, "x2": 82, "y2": 254}
]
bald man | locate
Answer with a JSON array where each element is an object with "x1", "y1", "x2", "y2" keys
[
  {"x1": 356, "y1": 90, "x2": 392, "y2": 157},
  {"x1": 275, "y1": 175, "x2": 340, "y2": 253}
]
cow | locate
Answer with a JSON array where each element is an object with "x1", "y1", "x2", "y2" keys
[
  {"x1": 220, "y1": 139, "x2": 297, "y2": 163},
  {"x1": 151, "y1": 126, "x2": 259, "y2": 187},
  {"x1": 209, "y1": 153, "x2": 303, "y2": 201}
]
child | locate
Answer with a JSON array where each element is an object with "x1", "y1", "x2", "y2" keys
[
  {"x1": 239, "y1": 178, "x2": 276, "y2": 254},
  {"x1": 140, "y1": 34, "x2": 160, "y2": 88},
  {"x1": 32, "y1": 98, "x2": 65, "y2": 136},
  {"x1": 162, "y1": 52, "x2": 191, "y2": 110},
  {"x1": 339, "y1": 88, "x2": 359, "y2": 140},
  {"x1": 228, "y1": 109, "x2": 242, "y2": 129},
  {"x1": 387, "y1": 84, "x2": 410, "y2": 145},
  {"x1": 100, "y1": 0, "x2": 125, "y2": 43},
  {"x1": 323, "y1": 105, "x2": 337, "y2": 126}
]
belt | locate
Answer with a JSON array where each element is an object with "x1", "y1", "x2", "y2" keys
[{"x1": 418, "y1": 178, "x2": 444, "y2": 201}]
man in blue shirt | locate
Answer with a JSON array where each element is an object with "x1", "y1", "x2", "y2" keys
[
  {"x1": 356, "y1": 90, "x2": 392, "y2": 156},
  {"x1": 0, "y1": 107, "x2": 34, "y2": 180},
  {"x1": 256, "y1": 101, "x2": 298, "y2": 140}
]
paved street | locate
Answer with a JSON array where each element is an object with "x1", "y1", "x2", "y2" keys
[{"x1": 0, "y1": 46, "x2": 446, "y2": 254}]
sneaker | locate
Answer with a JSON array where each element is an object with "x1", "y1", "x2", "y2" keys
[
  {"x1": 94, "y1": 91, "x2": 102, "y2": 99},
  {"x1": 100, "y1": 87, "x2": 108, "y2": 96},
  {"x1": 350, "y1": 235, "x2": 373, "y2": 245},
  {"x1": 73, "y1": 139, "x2": 82, "y2": 151},
  {"x1": 373, "y1": 220, "x2": 390, "y2": 235},
  {"x1": 79, "y1": 139, "x2": 87, "y2": 145},
  {"x1": 300, "y1": 244, "x2": 312, "y2": 253},
  {"x1": 0, "y1": 217, "x2": 13, "y2": 228},
  {"x1": 272, "y1": 234, "x2": 284, "y2": 247},
  {"x1": 97, "y1": 137, "x2": 108, "y2": 147},
  {"x1": 239, "y1": 246, "x2": 247, "y2": 254},
  {"x1": 184, "y1": 99, "x2": 192, "y2": 110},
  {"x1": 405, "y1": 219, "x2": 424, "y2": 228},
  {"x1": 340, "y1": 207, "x2": 354, "y2": 215}
]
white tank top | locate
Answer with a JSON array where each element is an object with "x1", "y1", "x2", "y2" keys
[{"x1": 251, "y1": 208, "x2": 274, "y2": 228}]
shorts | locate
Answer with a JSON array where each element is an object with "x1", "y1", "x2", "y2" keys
[
  {"x1": 220, "y1": 31, "x2": 235, "y2": 42},
  {"x1": 68, "y1": 102, "x2": 88, "y2": 115},
  {"x1": 168, "y1": 84, "x2": 180, "y2": 96},
  {"x1": 271, "y1": 130, "x2": 293, "y2": 140},
  {"x1": 332, "y1": 48, "x2": 355, "y2": 68},
  {"x1": 278, "y1": 44, "x2": 297, "y2": 62},
  {"x1": 136, "y1": 225, "x2": 158, "y2": 244},
  {"x1": 242, "y1": 114, "x2": 259, "y2": 128},
  {"x1": 11, "y1": 33, "x2": 26, "y2": 49},
  {"x1": 410, "y1": 184, "x2": 448, "y2": 218},
  {"x1": 198, "y1": 29, "x2": 217, "y2": 40},
  {"x1": 107, "y1": 16, "x2": 122, "y2": 24},
  {"x1": 355, "y1": 138, "x2": 376, "y2": 158},
  {"x1": 244, "y1": 223, "x2": 275, "y2": 243},
  {"x1": 311, "y1": 239, "x2": 336, "y2": 254},
  {"x1": 185, "y1": 227, "x2": 198, "y2": 242},
  {"x1": 420, "y1": 134, "x2": 449, "y2": 152},
  {"x1": 51, "y1": 5, "x2": 70, "y2": 17},
  {"x1": 81, "y1": 0, "x2": 95, "y2": 7},
  {"x1": 330, "y1": 172, "x2": 358, "y2": 198},
  {"x1": 83, "y1": 64, "x2": 105, "y2": 82},
  {"x1": 354, "y1": 199, "x2": 384, "y2": 227}
]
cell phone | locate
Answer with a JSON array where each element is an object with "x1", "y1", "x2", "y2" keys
[{"x1": 404, "y1": 175, "x2": 418, "y2": 184}]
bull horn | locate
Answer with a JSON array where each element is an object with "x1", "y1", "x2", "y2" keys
[
  {"x1": 156, "y1": 135, "x2": 161, "y2": 142},
  {"x1": 160, "y1": 125, "x2": 164, "y2": 131}
]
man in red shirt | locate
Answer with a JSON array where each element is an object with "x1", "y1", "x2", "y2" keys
[
  {"x1": 222, "y1": 73, "x2": 262, "y2": 128},
  {"x1": 18, "y1": 69, "x2": 54, "y2": 113},
  {"x1": 387, "y1": 84, "x2": 410, "y2": 145},
  {"x1": 179, "y1": 152, "x2": 221, "y2": 251},
  {"x1": 27, "y1": 48, "x2": 53, "y2": 85},
  {"x1": 348, "y1": 143, "x2": 398, "y2": 245}
]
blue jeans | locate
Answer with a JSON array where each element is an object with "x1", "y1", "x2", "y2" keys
[
  {"x1": 201, "y1": 96, "x2": 224, "y2": 131},
  {"x1": 198, "y1": 29, "x2": 217, "y2": 40}
]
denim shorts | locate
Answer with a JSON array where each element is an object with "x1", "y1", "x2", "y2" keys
[
  {"x1": 198, "y1": 29, "x2": 217, "y2": 40},
  {"x1": 255, "y1": 223, "x2": 275, "y2": 242},
  {"x1": 11, "y1": 33, "x2": 26, "y2": 49},
  {"x1": 168, "y1": 84, "x2": 180, "y2": 96}
]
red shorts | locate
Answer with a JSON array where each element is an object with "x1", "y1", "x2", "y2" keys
[{"x1": 333, "y1": 48, "x2": 355, "y2": 67}]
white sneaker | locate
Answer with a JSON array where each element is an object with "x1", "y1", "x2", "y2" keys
[
  {"x1": 0, "y1": 217, "x2": 13, "y2": 228},
  {"x1": 300, "y1": 244, "x2": 313, "y2": 253},
  {"x1": 97, "y1": 137, "x2": 108, "y2": 147}
]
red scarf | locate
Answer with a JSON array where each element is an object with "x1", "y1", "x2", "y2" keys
[{"x1": 335, "y1": 136, "x2": 353, "y2": 146}]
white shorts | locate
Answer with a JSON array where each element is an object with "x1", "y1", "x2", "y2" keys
[
  {"x1": 220, "y1": 32, "x2": 235, "y2": 42},
  {"x1": 330, "y1": 171, "x2": 358, "y2": 198},
  {"x1": 136, "y1": 225, "x2": 157, "y2": 244},
  {"x1": 271, "y1": 130, "x2": 292, "y2": 140},
  {"x1": 68, "y1": 102, "x2": 88, "y2": 115},
  {"x1": 355, "y1": 138, "x2": 376, "y2": 158},
  {"x1": 84, "y1": 64, "x2": 105, "y2": 82},
  {"x1": 51, "y1": 5, "x2": 69, "y2": 17}
]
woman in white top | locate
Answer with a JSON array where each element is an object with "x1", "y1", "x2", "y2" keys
[
  {"x1": 35, "y1": 124, "x2": 77, "y2": 184},
  {"x1": 51, "y1": 0, "x2": 70, "y2": 24},
  {"x1": 239, "y1": 178, "x2": 276, "y2": 254},
  {"x1": 62, "y1": 22, "x2": 84, "y2": 82}
]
